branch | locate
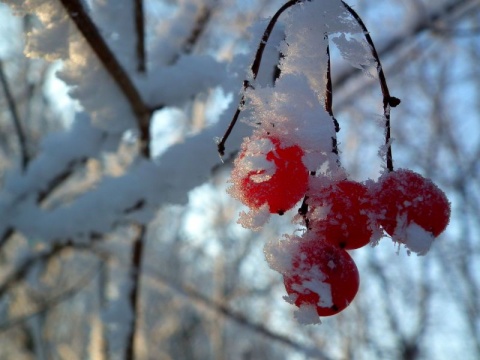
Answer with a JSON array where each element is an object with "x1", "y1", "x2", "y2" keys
[
  {"x1": 0, "y1": 157, "x2": 88, "y2": 250},
  {"x1": 58, "y1": 0, "x2": 153, "y2": 155},
  {"x1": 125, "y1": 224, "x2": 146, "y2": 360},
  {"x1": 0, "y1": 235, "x2": 104, "y2": 299},
  {"x1": 147, "y1": 269, "x2": 331, "y2": 359},
  {"x1": 0, "y1": 264, "x2": 103, "y2": 333},
  {"x1": 135, "y1": 0, "x2": 146, "y2": 72},
  {"x1": 341, "y1": 1, "x2": 400, "y2": 172},
  {"x1": 181, "y1": 4, "x2": 213, "y2": 55},
  {"x1": 167, "y1": 2, "x2": 216, "y2": 66},
  {"x1": 0, "y1": 59, "x2": 29, "y2": 170},
  {"x1": 334, "y1": 0, "x2": 476, "y2": 89},
  {"x1": 217, "y1": 0, "x2": 305, "y2": 156}
]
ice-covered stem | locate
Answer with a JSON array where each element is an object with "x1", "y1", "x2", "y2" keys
[
  {"x1": 217, "y1": 0, "x2": 307, "y2": 156},
  {"x1": 0, "y1": 59, "x2": 29, "y2": 170},
  {"x1": 135, "y1": 0, "x2": 146, "y2": 73},
  {"x1": 325, "y1": 42, "x2": 340, "y2": 156},
  {"x1": 341, "y1": 1, "x2": 400, "y2": 172},
  {"x1": 59, "y1": 0, "x2": 153, "y2": 155}
]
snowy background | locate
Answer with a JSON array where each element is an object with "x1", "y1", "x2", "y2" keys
[{"x1": 0, "y1": 0, "x2": 479, "y2": 359}]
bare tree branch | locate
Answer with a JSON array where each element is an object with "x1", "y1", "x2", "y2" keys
[
  {"x1": 58, "y1": 0, "x2": 153, "y2": 155},
  {"x1": 146, "y1": 269, "x2": 332, "y2": 360},
  {"x1": 0, "y1": 235, "x2": 104, "y2": 299},
  {"x1": 125, "y1": 224, "x2": 146, "y2": 360},
  {"x1": 135, "y1": 0, "x2": 146, "y2": 73},
  {"x1": 0, "y1": 59, "x2": 29, "y2": 170},
  {"x1": 334, "y1": 0, "x2": 478, "y2": 91},
  {"x1": 0, "y1": 264, "x2": 103, "y2": 333}
]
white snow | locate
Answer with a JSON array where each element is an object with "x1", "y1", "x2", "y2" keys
[
  {"x1": 394, "y1": 221, "x2": 435, "y2": 256},
  {"x1": 263, "y1": 236, "x2": 298, "y2": 274},
  {"x1": 237, "y1": 205, "x2": 271, "y2": 231},
  {"x1": 294, "y1": 304, "x2": 321, "y2": 325},
  {"x1": 234, "y1": 136, "x2": 277, "y2": 181}
]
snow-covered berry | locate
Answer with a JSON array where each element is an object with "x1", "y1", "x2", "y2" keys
[
  {"x1": 229, "y1": 135, "x2": 309, "y2": 214},
  {"x1": 307, "y1": 180, "x2": 378, "y2": 250},
  {"x1": 374, "y1": 169, "x2": 450, "y2": 254},
  {"x1": 283, "y1": 237, "x2": 360, "y2": 317}
]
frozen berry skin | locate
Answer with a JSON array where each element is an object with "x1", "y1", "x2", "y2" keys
[
  {"x1": 283, "y1": 239, "x2": 360, "y2": 317},
  {"x1": 308, "y1": 180, "x2": 378, "y2": 250},
  {"x1": 375, "y1": 169, "x2": 450, "y2": 237},
  {"x1": 230, "y1": 136, "x2": 309, "y2": 214}
]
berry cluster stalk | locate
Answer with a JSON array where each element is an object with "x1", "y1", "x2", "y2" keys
[
  {"x1": 217, "y1": 0, "x2": 305, "y2": 156},
  {"x1": 218, "y1": 0, "x2": 400, "y2": 172},
  {"x1": 340, "y1": 1, "x2": 400, "y2": 172}
]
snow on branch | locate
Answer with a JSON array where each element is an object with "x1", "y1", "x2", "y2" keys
[
  {"x1": 0, "y1": 0, "x2": 241, "y2": 245},
  {"x1": 0, "y1": 107, "x2": 247, "y2": 243}
]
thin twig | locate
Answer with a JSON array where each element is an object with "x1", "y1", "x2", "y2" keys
[
  {"x1": 181, "y1": 5, "x2": 212, "y2": 55},
  {"x1": 0, "y1": 235, "x2": 104, "y2": 299},
  {"x1": 168, "y1": 3, "x2": 215, "y2": 65},
  {"x1": 333, "y1": 0, "x2": 474, "y2": 91},
  {"x1": 0, "y1": 59, "x2": 29, "y2": 170},
  {"x1": 146, "y1": 268, "x2": 331, "y2": 360},
  {"x1": 0, "y1": 157, "x2": 88, "y2": 250},
  {"x1": 325, "y1": 41, "x2": 340, "y2": 155},
  {"x1": 135, "y1": 0, "x2": 146, "y2": 73},
  {"x1": 0, "y1": 264, "x2": 103, "y2": 333},
  {"x1": 341, "y1": 1, "x2": 400, "y2": 172},
  {"x1": 125, "y1": 224, "x2": 147, "y2": 360}
]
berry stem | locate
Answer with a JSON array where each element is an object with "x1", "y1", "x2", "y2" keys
[
  {"x1": 341, "y1": 1, "x2": 400, "y2": 172},
  {"x1": 325, "y1": 40, "x2": 340, "y2": 157},
  {"x1": 217, "y1": 0, "x2": 307, "y2": 156}
]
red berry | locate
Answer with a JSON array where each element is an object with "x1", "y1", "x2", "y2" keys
[
  {"x1": 230, "y1": 136, "x2": 309, "y2": 214},
  {"x1": 283, "y1": 238, "x2": 359, "y2": 317},
  {"x1": 307, "y1": 180, "x2": 377, "y2": 250},
  {"x1": 375, "y1": 169, "x2": 450, "y2": 238}
]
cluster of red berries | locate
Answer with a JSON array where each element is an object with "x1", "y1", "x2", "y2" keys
[{"x1": 230, "y1": 133, "x2": 450, "y2": 320}]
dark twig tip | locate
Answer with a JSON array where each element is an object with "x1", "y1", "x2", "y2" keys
[
  {"x1": 217, "y1": 144, "x2": 225, "y2": 157},
  {"x1": 389, "y1": 96, "x2": 401, "y2": 107}
]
